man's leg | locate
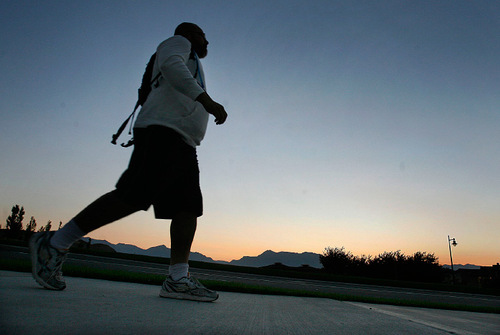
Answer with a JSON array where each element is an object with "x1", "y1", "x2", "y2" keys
[
  {"x1": 160, "y1": 211, "x2": 218, "y2": 302},
  {"x1": 72, "y1": 190, "x2": 142, "y2": 234},
  {"x1": 30, "y1": 190, "x2": 142, "y2": 290},
  {"x1": 50, "y1": 190, "x2": 142, "y2": 251},
  {"x1": 170, "y1": 211, "x2": 197, "y2": 265}
]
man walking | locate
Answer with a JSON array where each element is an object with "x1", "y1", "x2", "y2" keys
[{"x1": 29, "y1": 22, "x2": 227, "y2": 302}]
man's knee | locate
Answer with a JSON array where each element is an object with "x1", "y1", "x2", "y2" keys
[{"x1": 110, "y1": 189, "x2": 151, "y2": 212}]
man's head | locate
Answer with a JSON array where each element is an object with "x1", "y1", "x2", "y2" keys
[{"x1": 175, "y1": 22, "x2": 209, "y2": 58}]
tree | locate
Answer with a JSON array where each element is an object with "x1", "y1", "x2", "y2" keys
[
  {"x1": 351, "y1": 254, "x2": 372, "y2": 276},
  {"x1": 25, "y1": 216, "x2": 37, "y2": 232},
  {"x1": 406, "y1": 251, "x2": 443, "y2": 282},
  {"x1": 6, "y1": 205, "x2": 25, "y2": 232},
  {"x1": 321, "y1": 245, "x2": 447, "y2": 283},
  {"x1": 38, "y1": 220, "x2": 52, "y2": 232},
  {"x1": 370, "y1": 250, "x2": 407, "y2": 280},
  {"x1": 320, "y1": 247, "x2": 355, "y2": 274}
]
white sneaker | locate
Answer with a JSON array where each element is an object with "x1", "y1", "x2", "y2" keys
[
  {"x1": 159, "y1": 275, "x2": 218, "y2": 302},
  {"x1": 29, "y1": 231, "x2": 68, "y2": 290}
]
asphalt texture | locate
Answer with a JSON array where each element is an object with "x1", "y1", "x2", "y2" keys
[{"x1": 1, "y1": 271, "x2": 499, "y2": 335}]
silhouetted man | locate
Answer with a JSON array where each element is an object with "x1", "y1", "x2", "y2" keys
[{"x1": 30, "y1": 22, "x2": 227, "y2": 302}]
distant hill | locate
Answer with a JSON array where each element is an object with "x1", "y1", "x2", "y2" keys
[
  {"x1": 72, "y1": 239, "x2": 116, "y2": 253},
  {"x1": 229, "y1": 250, "x2": 322, "y2": 268},
  {"x1": 81, "y1": 238, "x2": 322, "y2": 268},
  {"x1": 442, "y1": 264, "x2": 481, "y2": 271},
  {"x1": 82, "y1": 238, "x2": 215, "y2": 263}
]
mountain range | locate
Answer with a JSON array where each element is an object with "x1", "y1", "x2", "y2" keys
[
  {"x1": 82, "y1": 238, "x2": 482, "y2": 270},
  {"x1": 82, "y1": 238, "x2": 322, "y2": 268}
]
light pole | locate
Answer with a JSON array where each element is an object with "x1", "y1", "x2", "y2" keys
[{"x1": 448, "y1": 235, "x2": 457, "y2": 284}]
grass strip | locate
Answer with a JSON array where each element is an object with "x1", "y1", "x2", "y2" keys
[{"x1": 1, "y1": 258, "x2": 498, "y2": 314}]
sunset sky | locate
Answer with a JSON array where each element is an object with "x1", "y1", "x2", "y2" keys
[{"x1": 1, "y1": 1, "x2": 499, "y2": 266}]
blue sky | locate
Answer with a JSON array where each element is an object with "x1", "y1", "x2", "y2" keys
[{"x1": 1, "y1": 1, "x2": 499, "y2": 265}]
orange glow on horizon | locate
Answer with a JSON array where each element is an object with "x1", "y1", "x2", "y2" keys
[{"x1": 87, "y1": 230, "x2": 498, "y2": 267}]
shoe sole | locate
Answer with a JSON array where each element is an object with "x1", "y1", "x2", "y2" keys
[
  {"x1": 29, "y1": 234, "x2": 65, "y2": 291},
  {"x1": 159, "y1": 289, "x2": 218, "y2": 302}
]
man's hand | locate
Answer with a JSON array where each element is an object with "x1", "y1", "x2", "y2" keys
[{"x1": 196, "y1": 92, "x2": 228, "y2": 125}]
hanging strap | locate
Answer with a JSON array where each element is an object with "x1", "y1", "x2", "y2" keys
[
  {"x1": 112, "y1": 51, "x2": 201, "y2": 147},
  {"x1": 111, "y1": 53, "x2": 161, "y2": 147},
  {"x1": 111, "y1": 67, "x2": 161, "y2": 147},
  {"x1": 111, "y1": 101, "x2": 140, "y2": 146},
  {"x1": 193, "y1": 53, "x2": 205, "y2": 90}
]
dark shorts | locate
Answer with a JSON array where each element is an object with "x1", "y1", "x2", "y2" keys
[{"x1": 115, "y1": 126, "x2": 202, "y2": 219}]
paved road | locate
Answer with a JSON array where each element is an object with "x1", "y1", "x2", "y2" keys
[
  {"x1": 2, "y1": 245, "x2": 500, "y2": 309},
  {"x1": 1, "y1": 271, "x2": 499, "y2": 335}
]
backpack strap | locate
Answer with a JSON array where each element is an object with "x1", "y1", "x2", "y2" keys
[
  {"x1": 111, "y1": 52, "x2": 160, "y2": 147},
  {"x1": 111, "y1": 102, "x2": 140, "y2": 146}
]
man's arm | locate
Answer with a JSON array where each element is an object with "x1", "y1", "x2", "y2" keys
[{"x1": 196, "y1": 92, "x2": 228, "y2": 125}]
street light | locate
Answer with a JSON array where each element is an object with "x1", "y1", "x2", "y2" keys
[{"x1": 448, "y1": 235, "x2": 458, "y2": 284}]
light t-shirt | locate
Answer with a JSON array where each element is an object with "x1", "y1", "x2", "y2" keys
[{"x1": 134, "y1": 35, "x2": 208, "y2": 147}]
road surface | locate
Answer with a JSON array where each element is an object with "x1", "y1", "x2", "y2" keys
[{"x1": 1, "y1": 271, "x2": 499, "y2": 335}]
